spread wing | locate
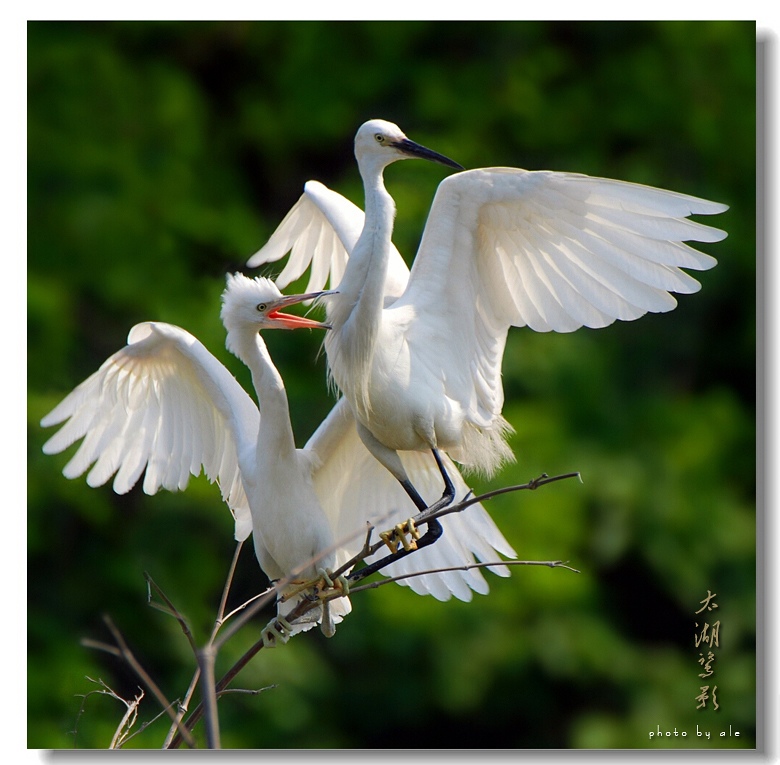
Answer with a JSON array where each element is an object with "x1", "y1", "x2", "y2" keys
[
  {"x1": 395, "y1": 167, "x2": 728, "y2": 427},
  {"x1": 305, "y1": 397, "x2": 516, "y2": 601},
  {"x1": 247, "y1": 180, "x2": 409, "y2": 302},
  {"x1": 41, "y1": 322, "x2": 259, "y2": 541}
]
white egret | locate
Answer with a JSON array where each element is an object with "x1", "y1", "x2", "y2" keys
[
  {"x1": 41, "y1": 274, "x2": 515, "y2": 634},
  {"x1": 248, "y1": 118, "x2": 728, "y2": 525}
]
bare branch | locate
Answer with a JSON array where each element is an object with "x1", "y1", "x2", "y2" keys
[
  {"x1": 80, "y1": 638, "x2": 121, "y2": 658},
  {"x1": 215, "y1": 541, "x2": 244, "y2": 626},
  {"x1": 330, "y1": 522, "x2": 376, "y2": 580},
  {"x1": 144, "y1": 572, "x2": 198, "y2": 656},
  {"x1": 346, "y1": 471, "x2": 582, "y2": 583},
  {"x1": 198, "y1": 645, "x2": 221, "y2": 749},
  {"x1": 217, "y1": 684, "x2": 278, "y2": 698},
  {"x1": 349, "y1": 558, "x2": 580, "y2": 594},
  {"x1": 433, "y1": 472, "x2": 583, "y2": 520},
  {"x1": 109, "y1": 687, "x2": 144, "y2": 749},
  {"x1": 73, "y1": 677, "x2": 144, "y2": 749},
  {"x1": 121, "y1": 700, "x2": 184, "y2": 747},
  {"x1": 220, "y1": 589, "x2": 274, "y2": 624},
  {"x1": 96, "y1": 615, "x2": 197, "y2": 749}
]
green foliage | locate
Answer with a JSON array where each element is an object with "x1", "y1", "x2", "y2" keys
[{"x1": 28, "y1": 21, "x2": 755, "y2": 749}]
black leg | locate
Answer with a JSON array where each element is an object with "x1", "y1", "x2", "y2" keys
[
  {"x1": 418, "y1": 448, "x2": 456, "y2": 519},
  {"x1": 399, "y1": 478, "x2": 428, "y2": 513},
  {"x1": 348, "y1": 449, "x2": 455, "y2": 584}
]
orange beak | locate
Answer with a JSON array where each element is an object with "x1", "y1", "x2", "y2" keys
[{"x1": 267, "y1": 289, "x2": 337, "y2": 330}]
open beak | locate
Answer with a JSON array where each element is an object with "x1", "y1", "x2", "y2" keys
[
  {"x1": 267, "y1": 289, "x2": 337, "y2": 330},
  {"x1": 392, "y1": 138, "x2": 464, "y2": 170}
]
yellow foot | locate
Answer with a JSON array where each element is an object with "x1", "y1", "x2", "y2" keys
[
  {"x1": 281, "y1": 568, "x2": 350, "y2": 603},
  {"x1": 379, "y1": 518, "x2": 421, "y2": 553},
  {"x1": 261, "y1": 616, "x2": 294, "y2": 648}
]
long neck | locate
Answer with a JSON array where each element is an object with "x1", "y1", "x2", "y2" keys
[
  {"x1": 336, "y1": 165, "x2": 394, "y2": 320},
  {"x1": 228, "y1": 328, "x2": 296, "y2": 462},
  {"x1": 324, "y1": 162, "x2": 395, "y2": 413}
]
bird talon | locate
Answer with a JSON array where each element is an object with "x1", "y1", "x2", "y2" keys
[
  {"x1": 283, "y1": 567, "x2": 334, "y2": 601},
  {"x1": 398, "y1": 518, "x2": 420, "y2": 551},
  {"x1": 378, "y1": 518, "x2": 420, "y2": 553},
  {"x1": 261, "y1": 616, "x2": 294, "y2": 648},
  {"x1": 317, "y1": 567, "x2": 334, "y2": 589},
  {"x1": 317, "y1": 568, "x2": 350, "y2": 599},
  {"x1": 379, "y1": 528, "x2": 400, "y2": 553}
]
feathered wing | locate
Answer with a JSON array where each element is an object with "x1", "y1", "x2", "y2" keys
[
  {"x1": 396, "y1": 167, "x2": 728, "y2": 430},
  {"x1": 247, "y1": 180, "x2": 410, "y2": 301},
  {"x1": 41, "y1": 322, "x2": 259, "y2": 541},
  {"x1": 305, "y1": 398, "x2": 516, "y2": 601}
]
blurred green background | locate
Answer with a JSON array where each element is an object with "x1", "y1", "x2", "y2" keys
[{"x1": 28, "y1": 21, "x2": 756, "y2": 749}]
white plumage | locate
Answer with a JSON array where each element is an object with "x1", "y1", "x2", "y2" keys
[
  {"x1": 248, "y1": 118, "x2": 727, "y2": 506},
  {"x1": 42, "y1": 273, "x2": 515, "y2": 622}
]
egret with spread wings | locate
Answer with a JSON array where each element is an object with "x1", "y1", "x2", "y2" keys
[
  {"x1": 248, "y1": 119, "x2": 728, "y2": 529},
  {"x1": 42, "y1": 274, "x2": 515, "y2": 637}
]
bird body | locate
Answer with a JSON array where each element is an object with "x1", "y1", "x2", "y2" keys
[
  {"x1": 219, "y1": 281, "x2": 337, "y2": 592},
  {"x1": 249, "y1": 119, "x2": 728, "y2": 498}
]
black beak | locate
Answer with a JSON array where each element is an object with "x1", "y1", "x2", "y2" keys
[{"x1": 392, "y1": 138, "x2": 464, "y2": 170}]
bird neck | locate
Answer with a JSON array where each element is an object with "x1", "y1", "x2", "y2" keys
[
  {"x1": 323, "y1": 166, "x2": 395, "y2": 415},
  {"x1": 228, "y1": 328, "x2": 296, "y2": 459}
]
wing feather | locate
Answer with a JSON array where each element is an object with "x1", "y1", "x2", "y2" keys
[
  {"x1": 247, "y1": 180, "x2": 410, "y2": 300},
  {"x1": 41, "y1": 322, "x2": 259, "y2": 540},
  {"x1": 396, "y1": 168, "x2": 726, "y2": 421}
]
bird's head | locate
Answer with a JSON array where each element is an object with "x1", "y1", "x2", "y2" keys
[
  {"x1": 220, "y1": 273, "x2": 335, "y2": 336},
  {"x1": 354, "y1": 119, "x2": 463, "y2": 174}
]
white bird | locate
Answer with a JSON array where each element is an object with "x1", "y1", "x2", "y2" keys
[
  {"x1": 247, "y1": 118, "x2": 728, "y2": 521},
  {"x1": 41, "y1": 273, "x2": 515, "y2": 631}
]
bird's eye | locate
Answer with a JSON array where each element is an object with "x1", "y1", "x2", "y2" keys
[
  {"x1": 256, "y1": 303, "x2": 267, "y2": 312},
  {"x1": 374, "y1": 134, "x2": 384, "y2": 143}
]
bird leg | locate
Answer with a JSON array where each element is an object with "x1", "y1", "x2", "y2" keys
[
  {"x1": 352, "y1": 449, "x2": 455, "y2": 583},
  {"x1": 318, "y1": 570, "x2": 350, "y2": 639},
  {"x1": 395, "y1": 447, "x2": 456, "y2": 520},
  {"x1": 414, "y1": 448, "x2": 456, "y2": 522}
]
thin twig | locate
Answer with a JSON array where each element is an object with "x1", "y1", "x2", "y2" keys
[
  {"x1": 109, "y1": 688, "x2": 144, "y2": 749},
  {"x1": 433, "y1": 472, "x2": 583, "y2": 520},
  {"x1": 344, "y1": 471, "x2": 582, "y2": 581},
  {"x1": 217, "y1": 685, "x2": 278, "y2": 698},
  {"x1": 163, "y1": 672, "x2": 200, "y2": 749},
  {"x1": 121, "y1": 700, "x2": 184, "y2": 747},
  {"x1": 349, "y1": 558, "x2": 580, "y2": 594},
  {"x1": 220, "y1": 589, "x2": 273, "y2": 624},
  {"x1": 74, "y1": 678, "x2": 144, "y2": 750},
  {"x1": 145, "y1": 573, "x2": 198, "y2": 656},
  {"x1": 215, "y1": 541, "x2": 244, "y2": 627},
  {"x1": 80, "y1": 638, "x2": 121, "y2": 658},
  {"x1": 99, "y1": 615, "x2": 197, "y2": 749}
]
